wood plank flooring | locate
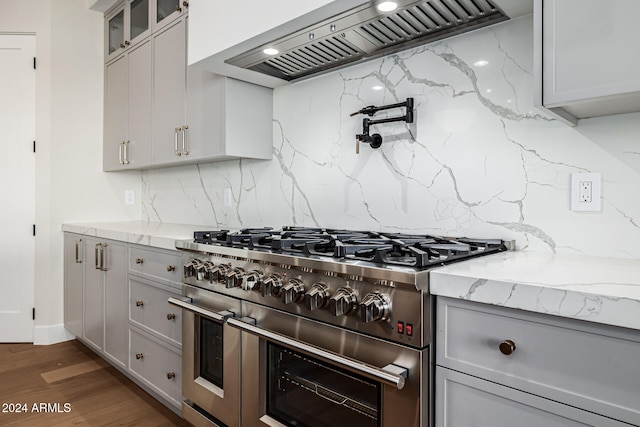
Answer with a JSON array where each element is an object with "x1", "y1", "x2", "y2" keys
[{"x1": 0, "y1": 340, "x2": 190, "y2": 426}]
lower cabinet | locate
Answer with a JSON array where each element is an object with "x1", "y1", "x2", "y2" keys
[
  {"x1": 63, "y1": 232, "x2": 183, "y2": 415},
  {"x1": 435, "y1": 297, "x2": 640, "y2": 427},
  {"x1": 129, "y1": 326, "x2": 182, "y2": 408},
  {"x1": 436, "y1": 368, "x2": 625, "y2": 427}
]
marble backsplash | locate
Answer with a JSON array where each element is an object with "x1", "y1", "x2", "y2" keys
[{"x1": 141, "y1": 16, "x2": 640, "y2": 259}]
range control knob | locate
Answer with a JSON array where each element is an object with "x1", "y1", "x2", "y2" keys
[
  {"x1": 226, "y1": 267, "x2": 245, "y2": 288},
  {"x1": 194, "y1": 260, "x2": 207, "y2": 281},
  {"x1": 206, "y1": 264, "x2": 228, "y2": 283},
  {"x1": 183, "y1": 259, "x2": 202, "y2": 278},
  {"x1": 242, "y1": 270, "x2": 262, "y2": 291},
  {"x1": 282, "y1": 278, "x2": 305, "y2": 304},
  {"x1": 304, "y1": 282, "x2": 330, "y2": 311},
  {"x1": 262, "y1": 274, "x2": 283, "y2": 297},
  {"x1": 201, "y1": 261, "x2": 215, "y2": 281},
  {"x1": 329, "y1": 287, "x2": 357, "y2": 317},
  {"x1": 359, "y1": 292, "x2": 390, "y2": 323}
]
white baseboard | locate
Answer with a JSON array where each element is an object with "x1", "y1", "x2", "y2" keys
[{"x1": 33, "y1": 323, "x2": 76, "y2": 345}]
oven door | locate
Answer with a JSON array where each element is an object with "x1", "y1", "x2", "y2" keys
[
  {"x1": 168, "y1": 285, "x2": 241, "y2": 427},
  {"x1": 229, "y1": 302, "x2": 427, "y2": 427}
]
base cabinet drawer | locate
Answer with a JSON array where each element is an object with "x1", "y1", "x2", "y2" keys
[
  {"x1": 129, "y1": 245, "x2": 181, "y2": 287},
  {"x1": 130, "y1": 277, "x2": 182, "y2": 346},
  {"x1": 129, "y1": 327, "x2": 182, "y2": 408},
  {"x1": 436, "y1": 297, "x2": 640, "y2": 425},
  {"x1": 436, "y1": 367, "x2": 627, "y2": 427}
]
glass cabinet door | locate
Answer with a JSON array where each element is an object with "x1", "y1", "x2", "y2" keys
[
  {"x1": 155, "y1": 0, "x2": 186, "y2": 30},
  {"x1": 108, "y1": 10, "x2": 125, "y2": 56},
  {"x1": 129, "y1": 0, "x2": 150, "y2": 43}
]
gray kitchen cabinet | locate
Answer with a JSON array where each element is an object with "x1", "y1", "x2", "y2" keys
[
  {"x1": 151, "y1": 15, "x2": 273, "y2": 167},
  {"x1": 104, "y1": 37, "x2": 152, "y2": 171},
  {"x1": 82, "y1": 236, "x2": 128, "y2": 369},
  {"x1": 127, "y1": 244, "x2": 183, "y2": 412},
  {"x1": 63, "y1": 233, "x2": 84, "y2": 338},
  {"x1": 534, "y1": 0, "x2": 640, "y2": 125},
  {"x1": 436, "y1": 367, "x2": 626, "y2": 427},
  {"x1": 435, "y1": 297, "x2": 640, "y2": 426},
  {"x1": 105, "y1": 0, "x2": 152, "y2": 63}
]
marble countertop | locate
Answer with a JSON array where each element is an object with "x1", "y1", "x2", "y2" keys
[
  {"x1": 62, "y1": 221, "x2": 210, "y2": 251},
  {"x1": 430, "y1": 251, "x2": 640, "y2": 331}
]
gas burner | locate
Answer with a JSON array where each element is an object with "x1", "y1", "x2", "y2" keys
[{"x1": 192, "y1": 227, "x2": 507, "y2": 269}]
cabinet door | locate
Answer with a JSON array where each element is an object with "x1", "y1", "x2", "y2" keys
[
  {"x1": 103, "y1": 240, "x2": 128, "y2": 368},
  {"x1": 154, "y1": 0, "x2": 187, "y2": 32},
  {"x1": 126, "y1": 38, "x2": 153, "y2": 167},
  {"x1": 63, "y1": 234, "x2": 84, "y2": 337},
  {"x1": 541, "y1": 0, "x2": 640, "y2": 117},
  {"x1": 151, "y1": 17, "x2": 187, "y2": 165},
  {"x1": 436, "y1": 367, "x2": 627, "y2": 427},
  {"x1": 105, "y1": 6, "x2": 126, "y2": 63},
  {"x1": 128, "y1": 0, "x2": 152, "y2": 47},
  {"x1": 104, "y1": 54, "x2": 128, "y2": 171},
  {"x1": 83, "y1": 237, "x2": 104, "y2": 351}
]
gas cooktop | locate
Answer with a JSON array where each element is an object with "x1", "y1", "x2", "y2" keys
[{"x1": 191, "y1": 226, "x2": 508, "y2": 270}]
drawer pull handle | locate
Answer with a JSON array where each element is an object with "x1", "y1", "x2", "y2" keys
[
  {"x1": 167, "y1": 265, "x2": 176, "y2": 272},
  {"x1": 136, "y1": 258, "x2": 144, "y2": 264},
  {"x1": 167, "y1": 372, "x2": 176, "y2": 380},
  {"x1": 499, "y1": 340, "x2": 516, "y2": 356},
  {"x1": 167, "y1": 313, "x2": 176, "y2": 320},
  {"x1": 136, "y1": 301, "x2": 144, "y2": 307},
  {"x1": 135, "y1": 353, "x2": 144, "y2": 360}
]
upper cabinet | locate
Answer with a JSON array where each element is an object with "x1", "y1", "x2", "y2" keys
[
  {"x1": 105, "y1": 0, "x2": 152, "y2": 62},
  {"x1": 103, "y1": 1, "x2": 273, "y2": 171},
  {"x1": 534, "y1": 0, "x2": 640, "y2": 125}
]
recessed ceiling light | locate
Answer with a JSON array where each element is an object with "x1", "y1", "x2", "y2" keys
[
  {"x1": 377, "y1": 1, "x2": 398, "y2": 12},
  {"x1": 263, "y1": 48, "x2": 279, "y2": 56},
  {"x1": 473, "y1": 60, "x2": 489, "y2": 67},
  {"x1": 372, "y1": 85, "x2": 384, "y2": 91}
]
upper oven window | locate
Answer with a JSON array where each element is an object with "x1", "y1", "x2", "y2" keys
[
  {"x1": 267, "y1": 343, "x2": 381, "y2": 427},
  {"x1": 199, "y1": 317, "x2": 224, "y2": 388}
]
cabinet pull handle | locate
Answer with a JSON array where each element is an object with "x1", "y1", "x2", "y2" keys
[
  {"x1": 166, "y1": 265, "x2": 175, "y2": 272},
  {"x1": 181, "y1": 125, "x2": 189, "y2": 155},
  {"x1": 175, "y1": 5, "x2": 182, "y2": 12},
  {"x1": 182, "y1": 1, "x2": 189, "y2": 7},
  {"x1": 136, "y1": 301, "x2": 144, "y2": 307},
  {"x1": 136, "y1": 258, "x2": 144, "y2": 264},
  {"x1": 124, "y1": 40, "x2": 130, "y2": 46},
  {"x1": 75, "y1": 239, "x2": 82, "y2": 263},
  {"x1": 167, "y1": 313, "x2": 176, "y2": 320},
  {"x1": 120, "y1": 42, "x2": 125, "y2": 48},
  {"x1": 174, "y1": 127, "x2": 181, "y2": 156},
  {"x1": 123, "y1": 140, "x2": 130, "y2": 164},
  {"x1": 167, "y1": 372, "x2": 176, "y2": 379},
  {"x1": 135, "y1": 353, "x2": 144, "y2": 360},
  {"x1": 499, "y1": 339, "x2": 516, "y2": 356},
  {"x1": 95, "y1": 244, "x2": 100, "y2": 270},
  {"x1": 100, "y1": 243, "x2": 107, "y2": 271},
  {"x1": 118, "y1": 142, "x2": 123, "y2": 164}
]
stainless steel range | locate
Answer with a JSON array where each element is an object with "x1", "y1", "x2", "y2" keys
[{"x1": 170, "y1": 227, "x2": 509, "y2": 427}]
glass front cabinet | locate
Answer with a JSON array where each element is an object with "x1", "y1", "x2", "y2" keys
[{"x1": 105, "y1": 0, "x2": 188, "y2": 63}]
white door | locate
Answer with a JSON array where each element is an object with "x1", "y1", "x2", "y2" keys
[{"x1": 0, "y1": 34, "x2": 36, "y2": 342}]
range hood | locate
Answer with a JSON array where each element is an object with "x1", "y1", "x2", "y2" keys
[{"x1": 190, "y1": 0, "x2": 532, "y2": 88}]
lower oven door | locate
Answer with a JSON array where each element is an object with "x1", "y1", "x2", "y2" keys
[
  {"x1": 168, "y1": 285, "x2": 241, "y2": 427},
  {"x1": 229, "y1": 302, "x2": 427, "y2": 427}
]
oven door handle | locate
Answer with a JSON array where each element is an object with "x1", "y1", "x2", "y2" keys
[
  {"x1": 227, "y1": 317, "x2": 408, "y2": 390},
  {"x1": 168, "y1": 297, "x2": 235, "y2": 323}
]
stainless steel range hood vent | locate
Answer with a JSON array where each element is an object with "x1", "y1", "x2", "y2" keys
[{"x1": 227, "y1": 0, "x2": 508, "y2": 82}]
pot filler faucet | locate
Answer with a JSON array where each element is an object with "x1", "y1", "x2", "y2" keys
[{"x1": 352, "y1": 97, "x2": 414, "y2": 153}]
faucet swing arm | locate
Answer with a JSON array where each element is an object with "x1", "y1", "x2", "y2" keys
[{"x1": 353, "y1": 98, "x2": 414, "y2": 153}]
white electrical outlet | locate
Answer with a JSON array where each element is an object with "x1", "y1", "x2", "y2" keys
[
  {"x1": 223, "y1": 188, "x2": 233, "y2": 207},
  {"x1": 571, "y1": 173, "x2": 601, "y2": 212},
  {"x1": 125, "y1": 190, "x2": 135, "y2": 205}
]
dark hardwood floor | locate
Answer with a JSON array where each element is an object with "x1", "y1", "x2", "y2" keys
[{"x1": 0, "y1": 340, "x2": 189, "y2": 426}]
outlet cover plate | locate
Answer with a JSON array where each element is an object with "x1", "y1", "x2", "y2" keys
[{"x1": 571, "y1": 173, "x2": 601, "y2": 212}]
